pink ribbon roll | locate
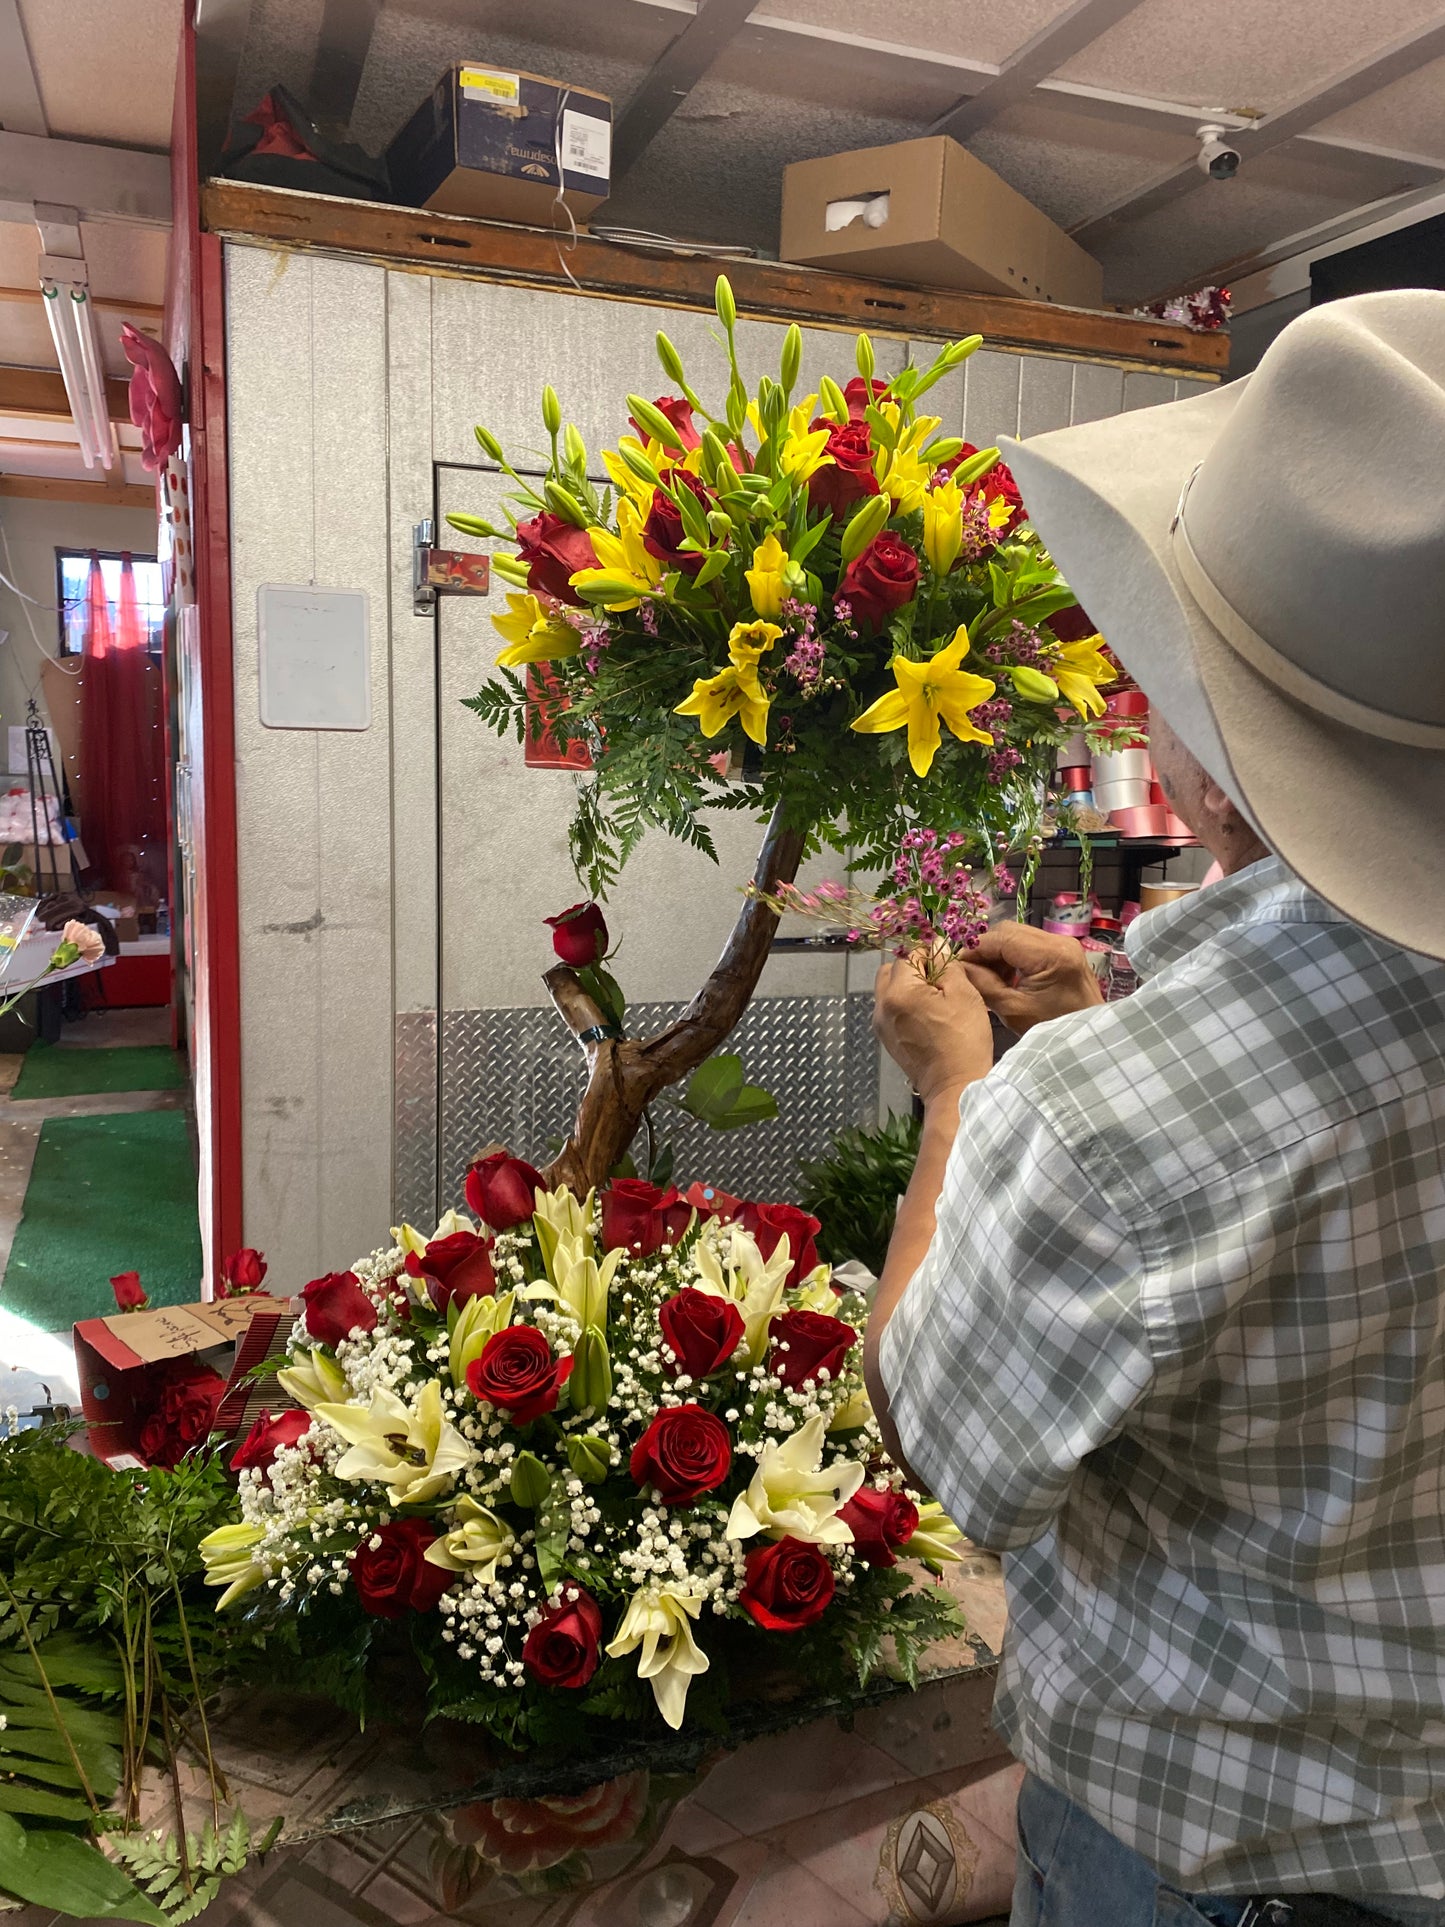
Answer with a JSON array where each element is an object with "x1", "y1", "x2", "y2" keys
[{"x1": 1109, "y1": 804, "x2": 1171, "y2": 837}]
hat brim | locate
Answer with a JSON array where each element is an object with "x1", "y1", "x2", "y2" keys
[{"x1": 1004, "y1": 390, "x2": 1445, "y2": 961}]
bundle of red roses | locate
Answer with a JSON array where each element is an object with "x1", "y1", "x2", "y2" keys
[{"x1": 202, "y1": 1164, "x2": 965, "y2": 1741}]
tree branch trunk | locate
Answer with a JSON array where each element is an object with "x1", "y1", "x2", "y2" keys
[{"x1": 539, "y1": 803, "x2": 808, "y2": 1193}]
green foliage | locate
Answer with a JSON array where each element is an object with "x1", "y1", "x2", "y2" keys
[
  {"x1": 797, "y1": 1112, "x2": 923, "y2": 1276},
  {"x1": 679, "y1": 1053, "x2": 779, "y2": 1132},
  {"x1": 104, "y1": 1811, "x2": 279, "y2": 1924},
  {"x1": 0, "y1": 1812, "x2": 166, "y2": 1924}
]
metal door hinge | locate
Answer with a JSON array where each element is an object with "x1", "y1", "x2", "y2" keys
[{"x1": 414, "y1": 519, "x2": 490, "y2": 614}]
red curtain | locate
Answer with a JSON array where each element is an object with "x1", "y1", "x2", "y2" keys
[{"x1": 78, "y1": 552, "x2": 167, "y2": 902}]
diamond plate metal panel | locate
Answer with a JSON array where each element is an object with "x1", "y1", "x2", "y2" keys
[
  {"x1": 394, "y1": 1012, "x2": 438, "y2": 1228},
  {"x1": 437, "y1": 995, "x2": 879, "y2": 1210}
]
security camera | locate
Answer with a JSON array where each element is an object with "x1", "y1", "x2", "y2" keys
[{"x1": 1196, "y1": 124, "x2": 1240, "y2": 180}]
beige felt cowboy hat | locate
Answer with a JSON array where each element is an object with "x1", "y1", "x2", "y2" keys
[{"x1": 1003, "y1": 289, "x2": 1445, "y2": 961}]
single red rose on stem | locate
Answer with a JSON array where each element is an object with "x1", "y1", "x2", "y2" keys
[
  {"x1": 837, "y1": 532, "x2": 919, "y2": 633},
  {"x1": 659, "y1": 1287, "x2": 745, "y2": 1380},
  {"x1": 468, "y1": 1326, "x2": 574, "y2": 1424},
  {"x1": 629, "y1": 1403, "x2": 731, "y2": 1505},
  {"x1": 521, "y1": 1586, "x2": 604, "y2": 1688},
  {"x1": 600, "y1": 1178, "x2": 692, "y2": 1256},
  {"x1": 681, "y1": 1181, "x2": 743, "y2": 1222},
  {"x1": 843, "y1": 376, "x2": 889, "y2": 421},
  {"x1": 301, "y1": 1270, "x2": 377, "y2": 1346},
  {"x1": 404, "y1": 1230, "x2": 496, "y2": 1312},
  {"x1": 838, "y1": 1486, "x2": 920, "y2": 1568},
  {"x1": 545, "y1": 902, "x2": 609, "y2": 968},
  {"x1": 768, "y1": 1307, "x2": 856, "y2": 1388},
  {"x1": 136, "y1": 1367, "x2": 224, "y2": 1469},
  {"x1": 465, "y1": 1152, "x2": 544, "y2": 1231},
  {"x1": 739, "y1": 1201, "x2": 822, "y2": 1286},
  {"x1": 807, "y1": 419, "x2": 879, "y2": 521},
  {"x1": 110, "y1": 1270, "x2": 148, "y2": 1312},
  {"x1": 351, "y1": 1518, "x2": 453, "y2": 1619},
  {"x1": 740, "y1": 1536, "x2": 836, "y2": 1631},
  {"x1": 642, "y1": 472, "x2": 712, "y2": 576},
  {"x1": 514, "y1": 510, "x2": 598, "y2": 607},
  {"x1": 218, "y1": 1247, "x2": 267, "y2": 1297},
  {"x1": 629, "y1": 395, "x2": 701, "y2": 452},
  {"x1": 230, "y1": 1407, "x2": 312, "y2": 1476}
]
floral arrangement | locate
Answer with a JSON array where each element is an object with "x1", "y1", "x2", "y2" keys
[
  {"x1": 456, "y1": 275, "x2": 1114, "y2": 898},
  {"x1": 0, "y1": 917, "x2": 104, "y2": 1019},
  {"x1": 201, "y1": 1162, "x2": 964, "y2": 1743}
]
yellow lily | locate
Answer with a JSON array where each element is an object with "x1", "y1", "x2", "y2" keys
[
  {"x1": 603, "y1": 437, "x2": 705, "y2": 516},
  {"x1": 726, "y1": 1411, "x2": 865, "y2": 1545},
  {"x1": 275, "y1": 1346, "x2": 349, "y2": 1412},
  {"x1": 675, "y1": 619, "x2": 780, "y2": 748},
  {"x1": 827, "y1": 1384, "x2": 874, "y2": 1433},
  {"x1": 528, "y1": 1242, "x2": 622, "y2": 1331},
  {"x1": 570, "y1": 497, "x2": 663, "y2": 610},
  {"x1": 874, "y1": 406, "x2": 943, "y2": 515},
  {"x1": 791, "y1": 1267, "x2": 840, "y2": 1312},
  {"x1": 317, "y1": 1380, "x2": 476, "y2": 1509},
  {"x1": 909, "y1": 1500, "x2": 965, "y2": 1565},
  {"x1": 200, "y1": 1522, "x2": 268, "y2": 1611},
  {"x1": 777, "y1": 399, "x2": 834, "y2": 484},
  {"x1": 922, "y1": 478, "x2": 964, "y2": 575},
  {"x1": 1051, "y1": 632, "x2": 1117, "y2": 719},
  {"x1": 424, "y1": 1497, "x2": 515, "y2": 1582},
  {"x1": 693, "y1": 1220, "x2": 792, "y2": 1365},
  {"x1": 605, "y1": 1583, "x2": 711, "y2": 1730},
  {"x1": 745, "y1": 532, "x2": 790, "y2": 620},
  {"x1": 850, "y1": 625, "x2": 997, "y2": 778},
  {"x1": 491, "y1": 592, "x2": 580, "y2": 670},
  {"x1": 450, "y1": 1290, "x2": 517, "y2": 1388}
]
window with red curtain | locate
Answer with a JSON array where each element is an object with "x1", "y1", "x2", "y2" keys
[{"x1": 76, "y1": 551, "x2": 167, "y2": 903}]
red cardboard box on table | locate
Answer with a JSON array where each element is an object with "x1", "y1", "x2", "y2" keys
[{"x1": 74, "y1": 1296, "x2": 292, "y2": 1467}]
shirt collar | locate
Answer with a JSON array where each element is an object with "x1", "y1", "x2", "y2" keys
[{"x1": 1125, "y1": 855, "x2": 1347, "y2": 979}]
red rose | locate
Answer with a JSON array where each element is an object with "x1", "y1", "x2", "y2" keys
[
  {"x1": 301, "y1": 1270, "x2": 377, "y2": 1346},
  {"x1": 808, "y1": 420, "x2": 879, "y2": 521},
  {"x1": 641, "y1": 476, "x2": 710, "y2": 577},
  {"x1": 521, "y1": 1585, "x2": 603, "y2": 1689},
  {"x1": 600, "y1": 1178, "x2": 692, "y2": 1256},
  {"x1": 740, "y1": 1536, "x2": 836, "y2": 1631},
  {"x1": 938, "y1": 443, "x2": 1026, "y2": 537},
  {"x1": 838, "y1": 1486, "x2": 919, "y2": 1568},
  {"x1": 629, "y1": 395, "x2": 701, "y2": 452},
  {"x1": 544, "y1": 901, "x2": 609, "y2": 967},
  {"x1": 1045, "y1": 603, "x2": 1099, "y2": 644},
  {"x1": 467, "y1": 1326, "x2": 573, "y2": 1424},
  {"x1": 681, "y1": 1181, "x2": 743, "y2": 1222},
  {"x1": 218, "y1": 1247, "x2": 267, "y2": 1296},
  {"x1": 351, "y1": 1517, "x2": 453, "y2": 1619},
  {"x1": 514, "y1": 510, "x2": 598, "y2": 607},
  {"x1": 629, "y1": 1403, "x2": 731, "y2": 1505},
  {"x1": 837, "y1": 531, "x2": 918, "y2": 633},
  {"x1": 844, "y1": 376, "x2": 888, "y2": 421},
  {"x1": 136, "y1": 1367, "x2": 224, "y2": 1470},
  {"x1": 739, "y1": 1201, "x2": 821, "y2": 1286},
  {"x1": 659, "y1": 1287, "x2": 745, "y2": 1380},
  {"x1": 465, "y1": 1152, "x2": 544, "y2": 1231},
  {"x1": 110, "y1": 1269, "x2": 147, "y2": 1312},
  {"x1": 404, "y1": 1230, "x2": 496, "y2": 1312},
  {"x1": 230, "y1": 1407, "x2": 311, "y2": 1476},
  {"x1": 767, "y1": 1307, "x2": 856, "y2": 1388}
]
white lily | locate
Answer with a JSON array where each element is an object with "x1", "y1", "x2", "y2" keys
[
  {"x1": 909, "y1": 1500, "x2": 965, "y2": 1565},
  {"x1": 423, "y1": 1497, "x2": 515, "y2": 1582},
  {"x1": 604, "y1": 1584, "x2": 711, "y2": 1730},
  {"x1": 533, "y1": 1186, "x2": 596, "y2": 1276},
  {"x1": 693, "y1": 1223, "x2": 791, "y2": 1365},
  {"x1": 791, "y1": 1266, "x2": 839, "y2": 1311},
  {"x1": 726, "y1": 1411, "x2": 864, "y2": 1546},
  {"x1": 826, "y1": 1384, "x2": 874, "y2": 1433},
  {"x1": 316, "y1": 1380, "x2": 476, "y2": 1508},
  {"x1": 449, "y1": 1290, "x2": 516, "y2": 1387},
  {"x1": 392, "y1": 1207, "x2": 474, "y2": 1260},
  {"x1": 200, "y1": 1522, "x2": 268, "y2": 1610},
  {"x1": 524, "y1": 1242, "x2": 620, "y2": 1332},
  {"x1": 275, "y1": 1346, "x2": 350, "y2": 1411}
]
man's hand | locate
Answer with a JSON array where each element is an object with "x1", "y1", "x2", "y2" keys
[
  {"x1": 873, "y1": 954, "x2": 994, "y2": 1106},
  {"x1": 958, "y1": 924, "x2": 1103, "y2": 1037}
]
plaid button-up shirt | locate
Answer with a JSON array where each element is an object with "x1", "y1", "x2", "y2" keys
[{"x1": 880, "y1": 857, "x2": 1445, "y2": 1900}]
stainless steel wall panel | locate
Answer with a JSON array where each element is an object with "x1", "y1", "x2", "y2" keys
[{"x1": 394, "y1": 1010, "x2": 439, "y2": 1230}]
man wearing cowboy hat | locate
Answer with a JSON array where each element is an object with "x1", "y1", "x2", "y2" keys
[{"x1": 865, "y1": 291, "x2": 1445, "y2": 1927}]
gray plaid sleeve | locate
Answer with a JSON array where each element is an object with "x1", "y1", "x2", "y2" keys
[{"x1": 878, "y1": 1074, "x2": 1155, "y2": 1551}]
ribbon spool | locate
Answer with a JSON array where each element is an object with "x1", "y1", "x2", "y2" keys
[
  {"x1": 1109, "y1": 804, "x2": 1171, "y2": 837},
  {"x1": 1104, "y1": 690, "x2": 1149, "y2": 719}
]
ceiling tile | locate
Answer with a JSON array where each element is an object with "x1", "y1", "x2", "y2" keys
[
  {"x1": 1309, "y1": 52, "x2": 1445, "y2": 159},
  {"x1": 17, "y1": 0, "x2": 181, "y2": 147},
  {"x1": 745, "y1": 0, "x2": 1076, "y2": 67},
  {"x1": 967, "y1": 98, "x2": 1194, "y2": 229}
]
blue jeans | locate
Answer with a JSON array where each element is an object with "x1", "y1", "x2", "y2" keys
[{"x1": 1011, "y1": 1773, "x2": 1445, "y2": 1927}]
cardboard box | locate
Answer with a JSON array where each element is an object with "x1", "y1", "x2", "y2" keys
[
  {"x1": 387, "y1": 63, "x2": 612, "y2": 224},
  {"x1": 0, "y1": 838, "x2": 89, "y2": 891},
  {"x1": 74, "y1": 1296, "x2": 293, "y2": 1468},
  {"x1": 780, "y1": 136, "x2": 1104, "y2": 310}
]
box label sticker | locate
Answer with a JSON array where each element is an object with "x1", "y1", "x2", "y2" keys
[
  {"x1": 106, "y1": 1305, "x2": 218, "y2": 1363},
  {"x1": 561, "y1": 109, "x2": 611, "y2": 182},
  {"x1": 461, "y1": 66, "x2": 520, "y2": 103}
]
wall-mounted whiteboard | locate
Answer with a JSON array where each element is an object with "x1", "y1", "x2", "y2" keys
[{"x1": 257, "y1": 584, "x2": 371, "y2": 730}]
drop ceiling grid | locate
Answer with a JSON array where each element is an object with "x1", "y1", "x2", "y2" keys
[
  {"x1": 732, "y1": 0, "x2": 1080, "y2": 66},
  {"x1": 16, "y1": 0, "x2": 183, "y2": 146}
]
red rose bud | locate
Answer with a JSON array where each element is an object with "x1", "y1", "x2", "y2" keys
[
  {"x1": 740, "y1": 1536, "x2": 836, "y2": 1631},
  {"x1": 629, "y1": 1403, "x2": 731, "y2": 1505},
  {"x1": 601, "y1": 1178, "x2": 692, "y2": 1256},
  {"x1": 681, "y1": 1181, "x2": 743, "y2": 1222},
  {"x1": 230, "y1": 1407, "x2": 311, "y2": 1477},
  {"x1": 641, "y1": 471, "x2": 712, "y2": 576},
  {"x1": 110, "y1": 1269, "x2": 148, "y2": 1312},
  {"x1": 838, "y1": 1486, "x2": 919, "y2": 1568},
  {"x1": 659, "y1": 1287, "x2": 745, "y2": 1380},
  {"x1": 468, "y1": 1326, "x2": 574, "y2": 1424},
  {"x1": 465, "y1": 1151, "x2": 544, "y2": 1230},
  {"x1": 768, "y1": 1307, "x2": 856, "y2": 1388},
  {"x1": 351, "y1": 1518, "x2": 453, "y2": 1619},
  {"x1": 521, "y1": 1585, "x2": 603, "y2": 1689},
  {"x1": 403, "y1": 1230, "x2": 496, "y2": 1312},
  {"x1": 837, "y1": 531, "x2": 919, "y2": 633},
  {"x1": 220, "y1": 1247, "x2": 267, "y2": 1296},
  {"x1": 545, "y1": 901, "x2": 609, "y2": 967},
  {"x1": 629, "y1": 394, "x2": 701, "y2": 452},
  {"x1": 514, "y1": 510, "x2": 598, "y2": 607},
  {"x1": 301, "y1": 1270, "x2": 378, "y2": 1346},
  {"x1": 807, "y1": 419, "x2": 880, "y2": 521},
  {"x1": 739, "y1": 1201, "x2": 821, "y2": 1286},
  {"x1": 843, "y1": 376, "x2": 888, "y2": 421}
]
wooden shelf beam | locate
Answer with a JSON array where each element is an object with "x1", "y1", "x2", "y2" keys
[
  {"x1": 0, "y1": 364, "x2": 132, "y2": 423},
  {"x1": 0, "y1": 473, "x2": 154, "y2": 508}
]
